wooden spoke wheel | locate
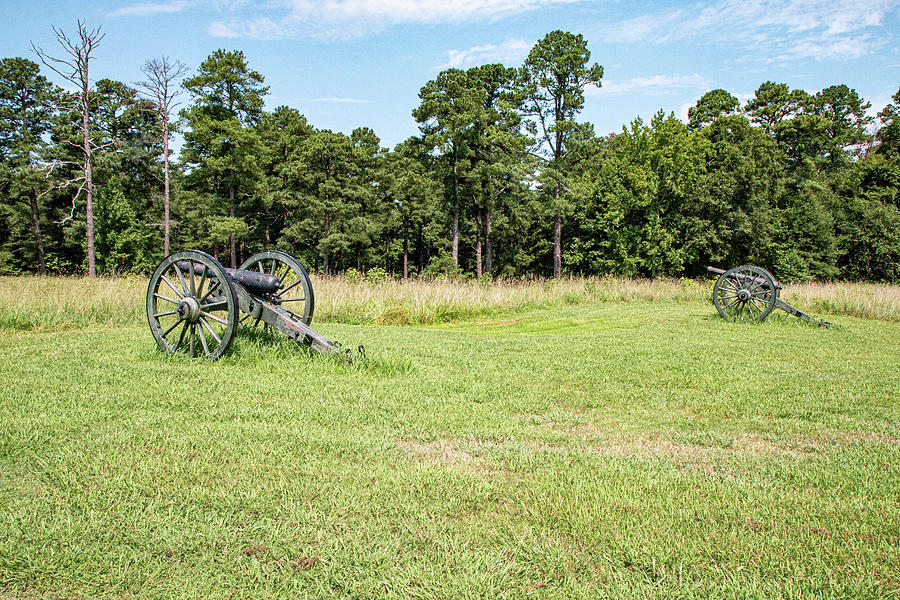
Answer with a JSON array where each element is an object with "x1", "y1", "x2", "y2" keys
[
  {"x1": 712, "y1": 264, "x2": 777, "y2": 322},
  {"x1": 146, "y1": 250, "x2": 238, "y2": 360},
  {"x1": 239, "y1": 251, "x2": 314, "y2": 326}
]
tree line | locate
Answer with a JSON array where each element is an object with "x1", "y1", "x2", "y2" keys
[{"x1": 1, "y1": 24, "x2": 898, "y2": 282}]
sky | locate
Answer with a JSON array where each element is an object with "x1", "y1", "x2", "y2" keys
[{"x1": 1, "y1": 0, "x2": 899, "y2": 149}]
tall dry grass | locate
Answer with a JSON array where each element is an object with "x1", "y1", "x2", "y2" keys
[
  {"x1": 312, "y1": 275, "x2": 711, "y2": 324},
  {"x1": 0, "y1": 275, "x2": 145, "y2": 331},
  {"x1": 780, "y1": 281, "x2": 900, "y2": 323},
  {"x1": 1, "y1": 274, "x2": 897, "y2": 332}
]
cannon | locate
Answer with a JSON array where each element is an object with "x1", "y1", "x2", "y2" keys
[
  {"x1": 146, "y1": 249, "x2": 364, "y2": 360},
  {"x1": 707, "y1": 265, "x2": 831, "y2": 328}
]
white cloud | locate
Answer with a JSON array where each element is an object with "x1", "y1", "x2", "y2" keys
[
  {"x1": 781, "y1": 34, "x2": 875, "y2": 60},
  {"x1": 441, "y1": 38, "x2": 532, "y2": 68},
  {"x1": 207, "y1": 0, "x2": 583, "y2": 40},
  {"x1": 591, "y1": 73, "x2": 711, "y2": 97},
  {"x1": 207, "y1": 20, "x2": 240, "y2": 37},
  {"x1": 110, "y1": 1, "x2": 189, "y2": 17},
  {"x1": 601, "y1": 9, "x2": 686, "y2": 44},
  {"x1": 283, "y1": 0, "x2": 579, "y2": 25},
  {"x1": 601, "y1": 0, "x2": 899, "y2": 60}
]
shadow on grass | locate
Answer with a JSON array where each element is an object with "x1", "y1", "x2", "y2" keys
[
  {"x1": 143, "y1": 324, "x2": 414, "y2": 376},
  {"x1": 705, "y1": 309, "x2": 837, "y2": 330}
]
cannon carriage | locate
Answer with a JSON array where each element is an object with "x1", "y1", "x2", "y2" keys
[
  {"x1": 707, "y1": 264, "x2": 831, "y2": 328},
  {"x1": 146, "y1": 249, "x2": 360, "y2": 360}
]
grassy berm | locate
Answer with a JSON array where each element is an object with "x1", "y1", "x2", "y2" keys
[{"x1": 1, "y1": 276, "x2": 898, "y2": 599}]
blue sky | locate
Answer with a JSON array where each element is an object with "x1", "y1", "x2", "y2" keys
[{"x1": 2, "y1": 0, "x2": 898, "y2": 149}]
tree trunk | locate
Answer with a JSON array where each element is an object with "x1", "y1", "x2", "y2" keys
[
  {"x1": 485, "y1": 206, "x2": 493, "y2": 275},
  {"x1": 323, "y1": 211, "x2": 330, "y2": 274},
  {"x1": 30, "y1": 190, "x2": 47, "y2": 275},
  {"x1": 417, "y1": 224, "x2": 424, "y2": 275},
  {"x1": 228, "y1": 175, "x2": 236, "y2": 268},
  {"x1": 553, "y1": 180, "x2": 562, "y2": 279},
  {"x1": 403, "y1": 212, "x2": 409, "y2": 280},
  {"x1": 83, "y1": 95, "x2": 96, "y2": 277},
  {"x1": 475, "y1": 211, "x2": 482, "y2": 279},
  {"x1": 451, "y1": 156, "x2": 459, "y2": 265},
  {"x1": 163, "y1": 121, "x2": 171, "y2": 256}
]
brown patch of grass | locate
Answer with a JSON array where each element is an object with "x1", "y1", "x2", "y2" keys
[
  {"x1": 289, "y1": 556, "x2": 320, "y2": 569},
  {"x1": 542, "y1": 424, "x2": 816, "y2": 458},
  {"x1": 241, "y1": 544, "x2": 267, "y2": 556},
  {"x1": 399, "y1": 438, "x2": 522, "y2": 482},
  {"x1": 400, "y1": 439, "x2": 488, "y2": 475}
]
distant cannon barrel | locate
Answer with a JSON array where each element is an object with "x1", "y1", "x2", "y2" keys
[{"x1": 175, "y1": 260, "x2": 282, "y2": 294}]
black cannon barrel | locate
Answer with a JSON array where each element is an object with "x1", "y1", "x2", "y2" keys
[
  {"x1": 175, "y1": 261, "x2": 282, "y2": 293},
  {"x1": 225, "y1": 267, "x2": 282, "y2": 293},
  {"x1": 706, "y1": 266, "x2": 781, "y2": 290}
]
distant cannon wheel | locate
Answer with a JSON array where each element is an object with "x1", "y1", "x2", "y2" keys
[
  {"x1": 146, "y1": 250, "x2": 238, "y2": 360},
  {"x1": 239, "y1": 251, "x2": 315, "y2": 327},
  {"x1": 712, "y1": 264, "x2": 777, "y2": 322}
]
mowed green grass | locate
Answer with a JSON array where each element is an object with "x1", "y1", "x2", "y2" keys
[{"x1": 1, "y1": 289, "x2": 899, "y2": 598}]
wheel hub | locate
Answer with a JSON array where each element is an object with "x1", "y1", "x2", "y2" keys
[
  {"x1": 176, "y1": 296, "x2": 201, "y2": 323},
  {"x1": 737, "y1": 288, "x2": 751, "y2": 302}
]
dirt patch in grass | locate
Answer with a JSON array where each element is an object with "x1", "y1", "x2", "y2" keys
[
  {"x1": 399, "y1": 438, "x2": 516, "y2": 480},
  {"x1": 548, "y1": 424, "x2": 814, "y2": 458},
  {"x1": 241, "y1": 545, "x2": 267, "y2": 556},
  {"x1": 400, "y1": 439, "x2": 488, "y2": 475},
  {"x1": 289, "y1": 556, "x2": 320, "y2": 569}
]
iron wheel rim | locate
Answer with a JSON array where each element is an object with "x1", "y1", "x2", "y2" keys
[
  {"x1": 239, "y1": 250, "x2": 315, "y2": 327},
  {"x1": 146, "y1": 250, "x2": 238, "y2": 360},
  {"x1": 713, "y1": 264, "x2": 776, "y2": 322}
]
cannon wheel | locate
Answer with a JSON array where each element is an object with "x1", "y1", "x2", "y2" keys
[
  {"x1": 712, "y1": 265, "x2": 777, "y2": 322},
  {"x1": 239, "y1": 250, "x2": 315, "y2": 326},
  {"x1": 146, "y1": 250, "x2": 238, "y2": 360}
]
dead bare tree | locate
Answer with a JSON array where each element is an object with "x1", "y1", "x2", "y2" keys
[
  {"x1": 32, "y1": 20, "x2": 105, "y2": 277},
  {"x1": 136, "y1": 56, "x2": 188, "y2": 257}
]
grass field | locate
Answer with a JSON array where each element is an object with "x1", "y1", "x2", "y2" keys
[{"x1": 1, "y1": 276, "x2": 899, "y2": 598}]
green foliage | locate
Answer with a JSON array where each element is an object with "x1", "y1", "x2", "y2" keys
[
  {"x1": 206, "y1": 216, "x2": 249, "y2": 246},
  {"x1": 344, "y1": 267, "x2": 362, "y2": 284},
  {"x1": 423, "y1": 250, "x2": 462, "y2": 279},
  {"x1": 94, "y1": 177, "x2": 156, "y2": 273},
  {"x1": 876, "y1": 86, "x2": 900, "y2": 158},
  {"x1": 180, "y1": 49, "x2": 268, "y2": 267},
  {"x1": 365, "y1": 265, "x2": 391, "y2": 284},
  {"x1": 1, "y1": 33, "x2": 899, "y2": 283},
  {"x1": 688, "y1": 88, "x2": 740, "y2": 130}
]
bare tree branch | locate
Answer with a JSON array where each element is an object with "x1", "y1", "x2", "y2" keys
[
  {"x1": 30, "y1": 20, "x2": 103, "y2": 275},
  {"x1": 136, "y1": 56, "x2": 188, "y2": 256}
]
